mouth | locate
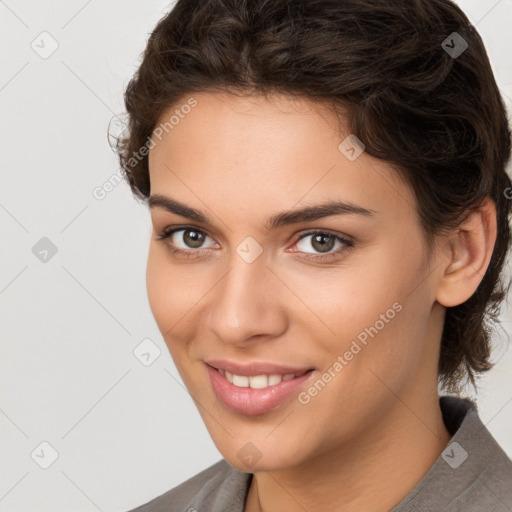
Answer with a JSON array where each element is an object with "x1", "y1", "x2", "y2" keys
[
  {"x1": 208, "y1": 364, "x2": 312, "y2": 389},
  {"x1": 205, "y1": 362, "x2": 316, "y2": 415}
]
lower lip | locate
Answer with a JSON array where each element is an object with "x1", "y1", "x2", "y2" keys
[{"x1": 206, "y1": 364, "x2": 315, "y2": 416}]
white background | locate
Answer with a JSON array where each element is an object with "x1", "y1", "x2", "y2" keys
[{"x1": 1, "y1": 1, "x2": 511, "y2": 510}]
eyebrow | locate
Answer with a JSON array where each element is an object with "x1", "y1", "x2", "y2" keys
[{"x1": 148, "y1": 194, "x2": 377, "y2": 231}]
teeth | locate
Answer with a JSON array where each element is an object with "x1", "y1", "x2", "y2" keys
[
  {"x1": 217, "y1": 369, "x2": 306, "y2": 389},
  {"x1": 232, "y1": 374, "x2": 249, "y2": 387},
  {"x1": 248, "y1": 375, "x2": 269, "y2": 389},
  {"x1": 268, "y1": 374, "x2": 282, "y2": 386}
]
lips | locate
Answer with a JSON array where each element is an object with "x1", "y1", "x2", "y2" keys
[
  {"x1": 205, "y1": 359, "x2": 314, "y2": 377},
  {"x1": 205, "y1": 360, "x2": 316, "y2": 415}
]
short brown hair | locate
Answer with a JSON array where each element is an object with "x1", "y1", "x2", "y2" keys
[{"x1": 112, "y1": 0, "x2": 512, "y2": 394}]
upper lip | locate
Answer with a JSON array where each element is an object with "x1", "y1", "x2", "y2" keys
[{"x1": 205, "y1": 359, "x2": 314, "y2": 377}]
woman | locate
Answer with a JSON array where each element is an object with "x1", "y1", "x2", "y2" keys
[{"x1": 115, "y1": 0, "x2": 512, "y2": 510}]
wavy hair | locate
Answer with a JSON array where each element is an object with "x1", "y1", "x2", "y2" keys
[{"x1": 112, "y1": 0, "x2": 512, "y2": 394}]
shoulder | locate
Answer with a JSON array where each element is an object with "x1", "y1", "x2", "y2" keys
[
  {"x1": 458, "y1": 406, "x2": 512, "y2": 510},
  {"x1": 393, "y1": 396, "x2": 512, "y2": 511},
  {"x1": 126, "y1": 458, "x2": 251, "y2": 512}
]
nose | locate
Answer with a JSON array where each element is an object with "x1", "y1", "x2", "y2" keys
[{"x1": 205, "y1": 250, "x2": 288, "y2": 346}]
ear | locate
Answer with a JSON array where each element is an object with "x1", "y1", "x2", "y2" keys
[{"x1": 435, "y1": 197, "x2": 497, "y2": 308}]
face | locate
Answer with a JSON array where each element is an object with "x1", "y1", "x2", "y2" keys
[{"x1": 147, "y1": 91, "x2": 446, "y2": 472}]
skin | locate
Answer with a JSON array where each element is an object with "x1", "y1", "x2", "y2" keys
[{"x1": 146, "y1": 91, "x2": 497, "y2": 512}]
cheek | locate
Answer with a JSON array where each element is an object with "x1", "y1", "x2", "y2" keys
[
  {"x1": 329, "y1": 284, "x2": 431, "y2": 409},
  {"x1": 146, "y1": 244, "x2": 186, "y2": 335},
  {"x1": 145, "y1": 247, "x2": 199, "y2": 381},
  {"x1": 303, "y1": 245, "x2": 428, "y2": 380},
  {"x1": 146, "y1": 245, "x2": 168, "y2": 327},
  {"x1": 278, "y1": 257, "x2": 403, "y2": 348},
  {"x1": 145, "y1": 243, "x2": 211, "y2": 339}
]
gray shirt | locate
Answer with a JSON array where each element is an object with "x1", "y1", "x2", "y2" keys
[{"x1": 128, "y1": 396, "x2": 512, "y2": 511}]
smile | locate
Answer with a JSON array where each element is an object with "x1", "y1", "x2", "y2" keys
[
  {"x1": 216, "y1": 368, "x2": 310, "y2": 389},
  {"x1": 205, "y1": 363, "x2": 315, "y2": 415}
]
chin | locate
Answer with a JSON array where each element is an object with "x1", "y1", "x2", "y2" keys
[{"x1": 219, "y1": 440, "x2": 305, "y2": 474}]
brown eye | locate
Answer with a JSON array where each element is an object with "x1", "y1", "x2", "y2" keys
[
  {"x1": 295, "y1": 232, "x2": 345, "y2": 254},
  {"x1": 310, "y1": 233, "x2": 336, "y2": 253},
  {"x1": 156, "y1": 227, "x2": 216, "y2": 252},
  {"x1": 182, "y1": 229, "x2": 206, "y2": 248},
  {"x1": 291, "y1": 230, "x2": 355, "y2": 262}
]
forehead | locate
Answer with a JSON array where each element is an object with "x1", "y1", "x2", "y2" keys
[
  {"x1": 147, "y1": 91, "x2": 416, "y2": 228},
  {"x1": 150, "y1": 91, "x2": 342, "y2": 168}
]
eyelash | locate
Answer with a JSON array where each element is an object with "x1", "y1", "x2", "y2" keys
[{"x1": 155, "y1": 225, "x2": 355, "y2": 262}]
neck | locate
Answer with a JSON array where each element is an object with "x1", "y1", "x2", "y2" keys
[{"x1": 245, "y1": 391, "x2": 452, "y2": 512}]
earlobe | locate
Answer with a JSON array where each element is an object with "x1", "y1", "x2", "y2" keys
[{"x1": 435, "y1": 197, "x2": 497, "y2": 308}]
